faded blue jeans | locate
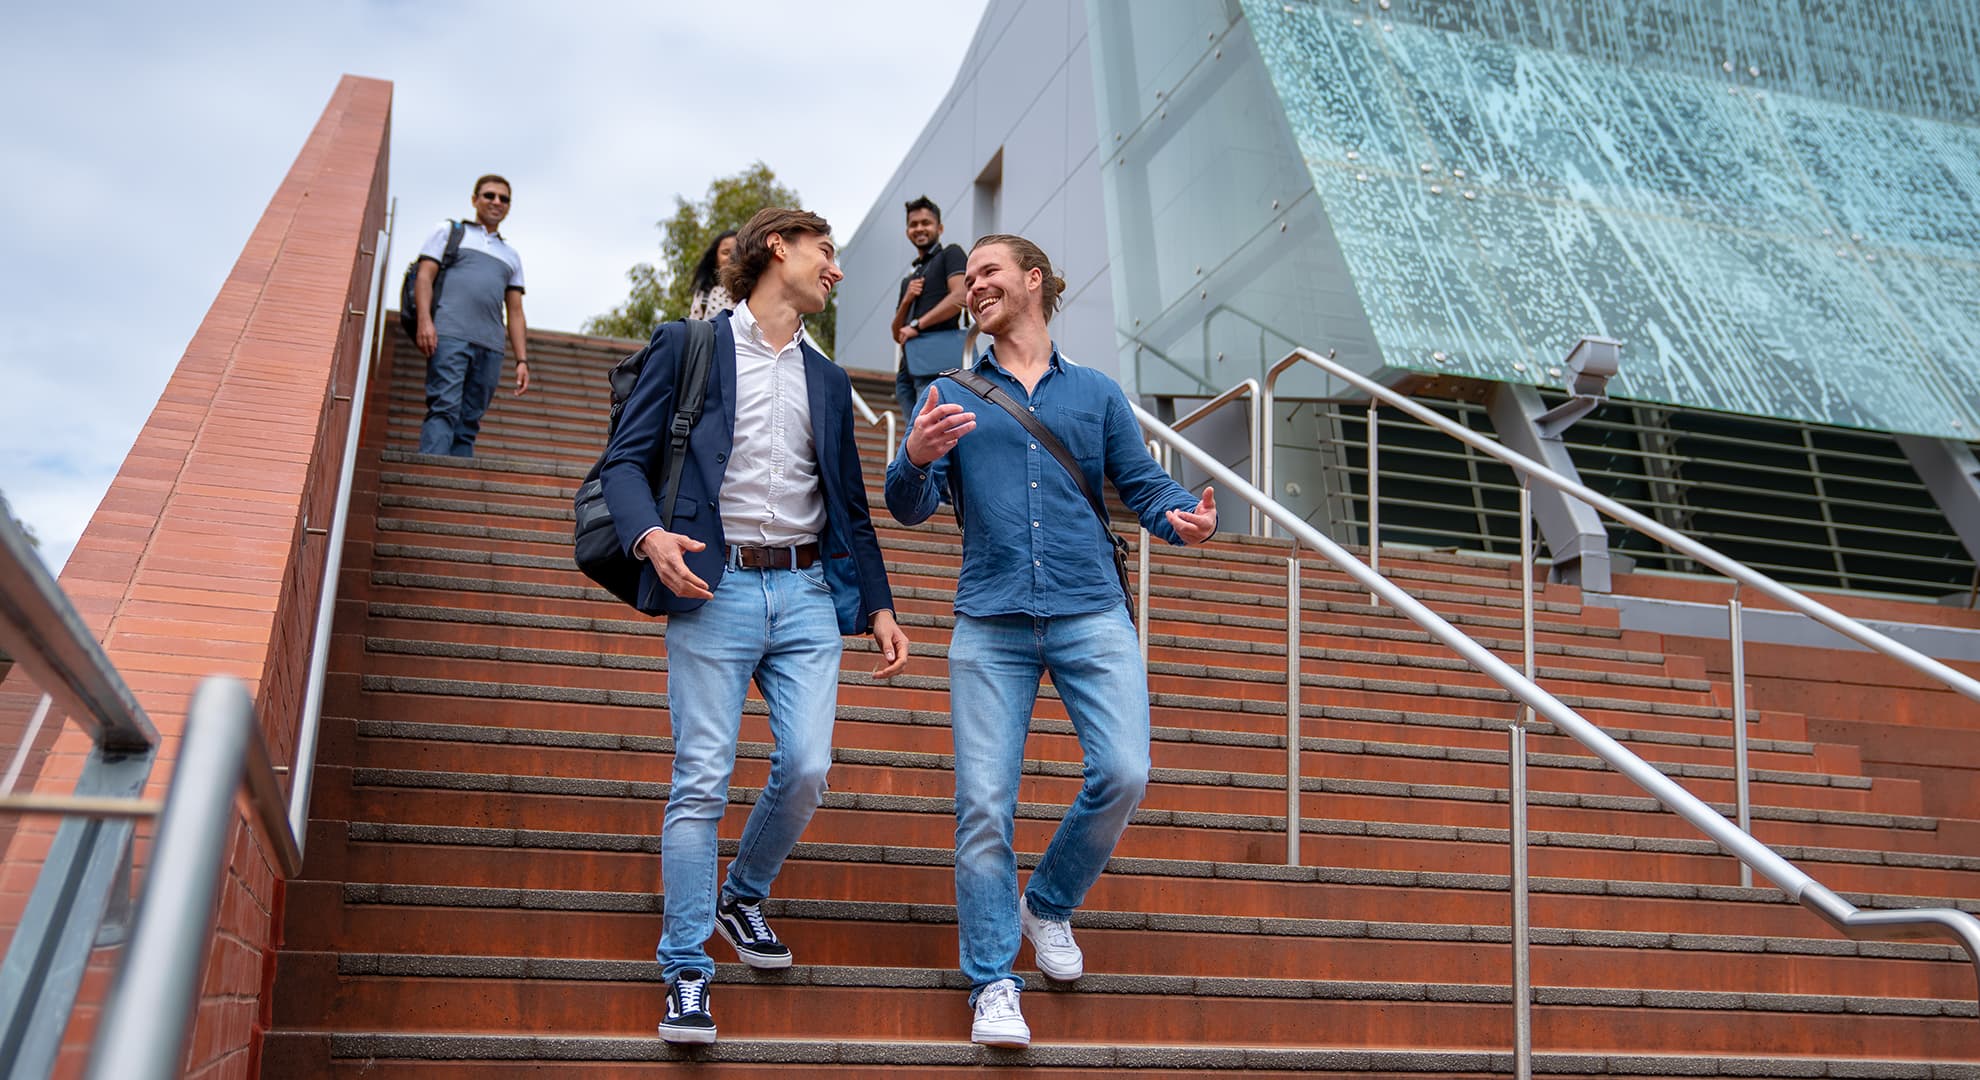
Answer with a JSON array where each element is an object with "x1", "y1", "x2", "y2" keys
[
  {"x1": 419, "y1": 335, "x2": 503, "y2": 456},
  {"x1": 950, "y1": 608, "x2": 1151, "y2": 997},
  {"x1": 656, "y1": 562, "x2": 842, "y2": 983}
]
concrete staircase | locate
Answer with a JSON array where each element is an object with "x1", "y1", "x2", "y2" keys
[{"x1": 263, "y1": 326, "x2": 1980, "y2": 1077}]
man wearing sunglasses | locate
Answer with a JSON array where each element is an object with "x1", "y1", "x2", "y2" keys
[{"x1": 411, "y1": 173, "x2": 531, "y2": 457}]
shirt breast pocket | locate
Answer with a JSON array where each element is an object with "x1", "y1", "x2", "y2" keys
[{"x1": 1054, "y1": 407, "x2": 1106, "y2": 464}]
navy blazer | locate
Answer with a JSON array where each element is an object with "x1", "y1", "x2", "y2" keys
[{"x1": 598, "y1": 313, "x2": 894, "y2": 635}]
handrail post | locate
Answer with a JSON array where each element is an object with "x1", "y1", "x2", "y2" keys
[
  {"x1": 885, "y1": 411, "x2": 898, "y2": 465},
  {"x1": 1247, "y1": 387, "x2": 1262, "y2": 536},
  {"x1": 1730, "y1": 586, "x2": 1753, "y2": 889},
  {"x1": 1286, "y1": 549, "x2": 1301, "y2": 866},
  {"x1": 1261, "y1": 382, "x2": 1275, "y2": 541},
  {"x1": 1366, "y1": 401, "x2": 1380, "y2": 606},
  {"x1": 1512, "y1": 477, "x2": 1534, "y2": 1079},
  {"x1": 1138, "y1": 527, "x2": 1152, "y2": 663}
]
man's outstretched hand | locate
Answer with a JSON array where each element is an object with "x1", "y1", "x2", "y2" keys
[
  {"x1": 903, "y1": 385, "x2": 976, "y2": 468},
  {"x1": 1166, "y1": 486, "x2": 1218, "y2": 545},
  {"x1": 868, "y1": 610, "x2": 910, "y2": 679}
]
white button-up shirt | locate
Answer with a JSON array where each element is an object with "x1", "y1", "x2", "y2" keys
[{"x1": 719, "y1": 299, "x2": 824, "y2": 547}]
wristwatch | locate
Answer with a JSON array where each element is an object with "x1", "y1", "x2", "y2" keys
[{"x1": 907, "y1": 317, "x2": 921, "y2": 331}]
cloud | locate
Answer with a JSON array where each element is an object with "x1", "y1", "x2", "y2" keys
[{"x1": 0, "y1": 0, "x2": 989, "y2": 573}]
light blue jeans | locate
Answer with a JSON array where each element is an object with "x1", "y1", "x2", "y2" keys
[
  {"x1": 950, "y1": 608, "x2": 1151, "y2": 997},
  {"x1": 419, "y1": 335, "x2": 502, "y2": 456},
  {"x1": 656, "y1": 562, "x2": 842, "y2": 983}
]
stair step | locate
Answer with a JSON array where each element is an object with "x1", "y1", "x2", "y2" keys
[
  {"x1": 268, "y1": 952, "x2": 1980, "y2": 1058},
  {"x1": 262, "y1": 1030, "x2": 1980, "y2": 1077}
]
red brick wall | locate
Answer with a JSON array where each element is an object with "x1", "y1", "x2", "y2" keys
[{"x1": 0, "y1": 75, "x2": 391, "y2": 1079}]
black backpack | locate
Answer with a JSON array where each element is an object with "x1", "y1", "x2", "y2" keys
[
  {"x1": 397, "y1": 221, "x2": 467, "y2": 339},
  {"x1": 572, "y1": 319, "x2": 718, "y2": 610}
]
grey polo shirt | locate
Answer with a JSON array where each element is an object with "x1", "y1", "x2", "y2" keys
[{"x1": 418, "y1": 221, "x2": 524, "y2": 353}]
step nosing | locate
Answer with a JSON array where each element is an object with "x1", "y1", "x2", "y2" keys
[
  {"x1": 311, "y1": 952, "x2": 1980, "y2": 1017},
  {"x1": 308, "y1": 1033, "x2": 1980, "y2": 1074},
  {"x1": 320, "y1": 864, "x2": 1969, "y2": 963}
]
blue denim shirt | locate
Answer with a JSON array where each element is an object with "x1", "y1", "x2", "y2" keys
[{"x1": 885, "y1": 346, "x2": 1204, "y2": 618}]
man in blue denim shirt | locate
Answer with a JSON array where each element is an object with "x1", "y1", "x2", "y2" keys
[{"x1": 885, "y1": 234, "x2": 1217, "y2": 1047}]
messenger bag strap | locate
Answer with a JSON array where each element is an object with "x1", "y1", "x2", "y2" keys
[{"x1": 942, "y1": 367, "x2": 1124, "y2": 554}]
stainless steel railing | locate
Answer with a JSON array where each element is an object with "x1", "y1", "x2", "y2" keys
[
  {"x1": 1275, "y1": 346, "x2": 1980, "y2": 888},
  {"x1": 848, "y1": 385, "x2": 900, "y2": 466},
  {"x1": 1133, "y1": 402, "x2": 1980, "y2": 1078},
  {"x1": 1272, "y1": 347, "x2": 1980, "y2": 704},
  {"x1": 288, "y1": 203, "x2": 394, "y2": 858},
  {"x1": 87, "y1": 677, "x2": 279, "y2": 1080}
]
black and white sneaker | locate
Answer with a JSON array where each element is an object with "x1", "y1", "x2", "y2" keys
[
  {"x1": 716, "y1": 895, "x2": 793, "y2": 969},
  {"x1": 658, "y1": 970, "x2": 717, "y2": 1044}
]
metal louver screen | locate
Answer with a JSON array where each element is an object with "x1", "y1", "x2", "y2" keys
[{"x1": 1307, "y1": 395, "x2": 1978, "y2": 599}]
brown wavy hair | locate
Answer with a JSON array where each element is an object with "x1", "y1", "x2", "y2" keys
[
  {"x1": 721, "y1": 207, "x2": 832, "y2": 301},
  {"x1": 970, "y1": 233, "x2": 1066, "y2": 322}
]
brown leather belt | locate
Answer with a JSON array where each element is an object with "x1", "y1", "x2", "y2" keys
[{"x1": 728, "y1": 543, "x2": 820, "y2": 570}]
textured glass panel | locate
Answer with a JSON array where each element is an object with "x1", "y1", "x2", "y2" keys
[
  {"x1": 1373, "y1": 0, "x2": 1980, "y2": 125},
  {"x1": 1244, "y1": 0, "x2": 1980, "y2": 437}
]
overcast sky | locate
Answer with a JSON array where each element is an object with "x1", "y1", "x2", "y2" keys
[{"x1": 0, "y1": 1, "x2": 989, "y2": 573}]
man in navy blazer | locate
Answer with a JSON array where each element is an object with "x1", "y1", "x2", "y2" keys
[{"x1": 599, "y1": 207, "x2": 909, "y2": 1045}]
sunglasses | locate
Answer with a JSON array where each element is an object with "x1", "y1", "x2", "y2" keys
[{"x1": 478, "y1": 191, "x2": 511, "y2": 204}]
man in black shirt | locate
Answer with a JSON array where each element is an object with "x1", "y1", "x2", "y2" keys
[{"x1": 890, "y1": 195, "x2": 968, "y2": 416}]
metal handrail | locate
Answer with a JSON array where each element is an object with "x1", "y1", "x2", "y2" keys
[
  {"x1": 289, "y1": 212, "x2": 393, "y2": 857},
  {"x1": 1135, "y1": 402, "x2": 1980, "y2": 1074},
  {"x1": 88, "y1": 678, "x2": 262, "y2": 1080},
  {"x1": 847, "y1": 385, "x2": 900, "y2": 466},
  {"x1": 1165, "y1": 378, "x2": 1261, "y2": 535},
  {"x1": 1277, "y1": 347, "x2": 1980, "y2": 706},
  {"x1": 0, "y1": 510, "x2": 156, "y2": 755}
]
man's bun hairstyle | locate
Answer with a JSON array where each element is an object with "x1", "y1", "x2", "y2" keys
[
  {"x1": 971, "y1": 233, "x2": 1066, "y2": 322},
  {"x1": 722, "y1": 207, "x2": 832, "y2": 301}
]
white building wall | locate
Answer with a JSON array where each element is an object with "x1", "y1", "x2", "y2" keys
[{"x1": 836, "y1": 0, "x2": 1116, "y2": 382}]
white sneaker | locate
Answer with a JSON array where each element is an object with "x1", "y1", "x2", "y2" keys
[
  {"x1": 970, "y1": 978, "x2": 1030, "y2": 1047},
  {"x1": 1020, "y1": 896, "x2": 1084, "y2": 981}
]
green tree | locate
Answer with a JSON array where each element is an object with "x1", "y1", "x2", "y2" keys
[
  {"x1": 0, "y1": 490, "x2": 37, "y2": 550},
  {"x1": 586, "y1": 163, "x2": 837, "y2": 353}
]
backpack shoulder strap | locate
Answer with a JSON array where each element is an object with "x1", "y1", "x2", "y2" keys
[
  {"x1": 944, "y1": 366, "x2": 1115, "y2": 540},
  {"x1": 659, "y1": 319, "x2": 718, "y2": 530},
  {"x1": 441, "y1": 220, "x2": 467, "y2": 266}
]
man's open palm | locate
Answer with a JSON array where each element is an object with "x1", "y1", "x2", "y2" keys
[{"x1": 1166, "y1": 486, "x2": 1218, "y2": 545}]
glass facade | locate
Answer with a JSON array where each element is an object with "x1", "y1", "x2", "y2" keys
[
  {"x1": 1088, "y1": 0, "x2": 1384, "y2": 403},
  {"x1": 1239, "y1": 0, "x2": 1980, "y2": 439}
]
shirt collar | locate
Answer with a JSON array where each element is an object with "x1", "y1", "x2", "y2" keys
[
  {"x1": 911, "y1": 242, "x2": 943, "y2": 269},
  {"x1": 732, "y1": 298, "x2": 804, "y2": 353},
  {"x1": 468, "y1": 221, "x2": 504, "y2": 242},
  {"x1": 976, "y1": 342, "x2": 1065, "y2": 377}
]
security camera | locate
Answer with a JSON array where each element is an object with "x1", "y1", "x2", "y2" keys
[{"x1": 1561, "y1": 336, "x2": 1621, "y2": 399}]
